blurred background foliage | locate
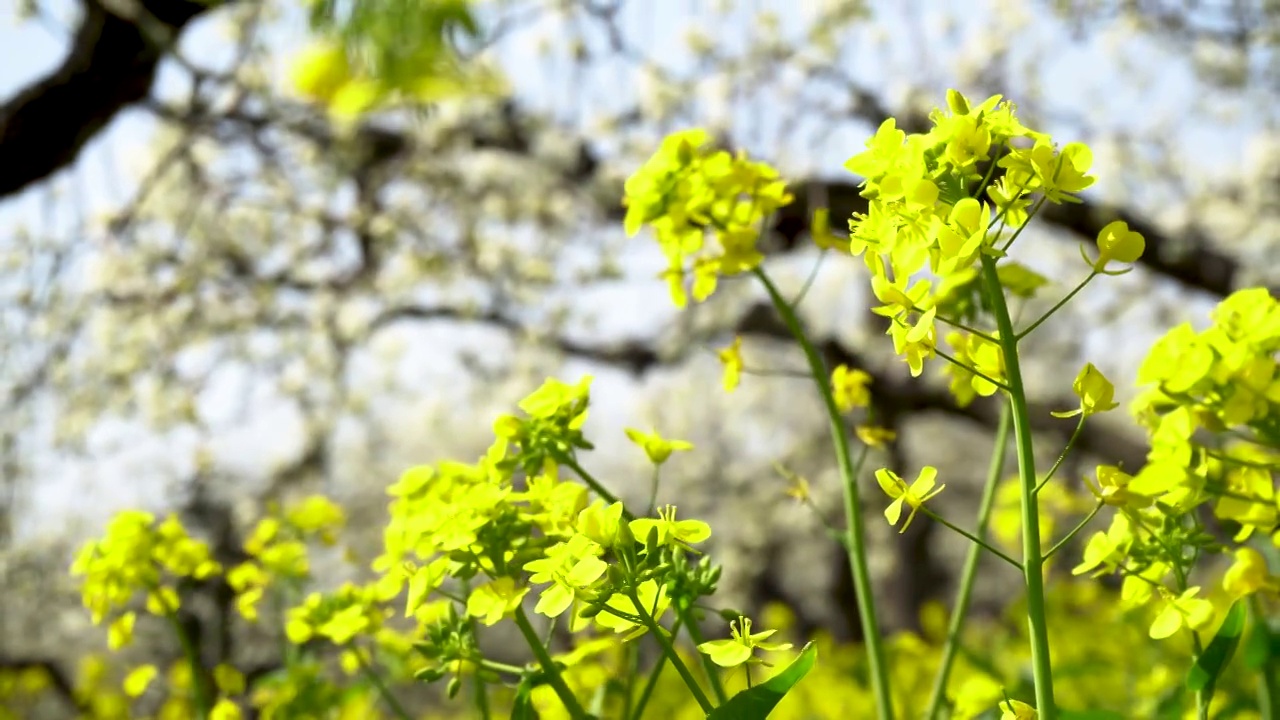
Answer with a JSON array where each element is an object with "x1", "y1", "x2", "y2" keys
[{"x1": 0, "y1": 0, "x2": 1278, "y2": 717}]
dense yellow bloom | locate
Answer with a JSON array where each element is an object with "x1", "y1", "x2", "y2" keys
[
  {"x1": 524, "y1": 534, "x2": 608, "y2": 618},
  {"x1": 624, "y1": 129, "x2": 792, "y2": 308}
]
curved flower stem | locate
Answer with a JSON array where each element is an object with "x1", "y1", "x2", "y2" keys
[
  {"x1": 558, "y1": 453, "x2": 632, "y2": 520},
  {"x1": 647, "y1": 465, "x2": 661, "y2": 516},
  {"x1": 629, "y1": 589, "x2": 714, "y2": 714},
  {"x1": 1034, "y1": 416, "x2": 1085, "y2": 495},
  {"x1": 998, "y1": 195, "x2": 1048, "y2": 253},
  {"x1": 913, "y1": 304, "x2": 999, "y2": 344},
  {"x1": 675, "y1": 600, "x2": 728, "y2": 704},
  {"x1": 980, "y1": 253, "x2": 1058, "y2": 719},
  {"x1": 350, "y1": 644, "x2": 413, "y2": 720},
  {"x1": 513, "y1": 606, "x2": 591, "y2": 720},
  {"x1": 1017, "y1": 272, "x2": 1096, "y2": 340},
  {"x1": 1042, "y1": 500, "x2": 1104, "y2": 562},
  {"x1": 753, "y1": 266, "x2": 895, "y2": 720},
  {"x1": 933, "y1": 346, "x2": 1011, "y2": 392},
  {"x1": 630, "y1": 615, "x2": 684, "y2": 720},
  {"x1": 477, "y1": 659, "x2": 528, "y2": 676},
  {"x1": 918, "y1": 506, "x2": 1022, "y2": 571},
  {"x1": 792, "y1": 248, "x2": 829, "y2": 307},
  {"x1": 924, "y1": 400, "x2": 1013, "y2": 719}
]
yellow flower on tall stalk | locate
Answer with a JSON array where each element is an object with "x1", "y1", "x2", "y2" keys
[{"x1": 875, "y1": 466, "x2": 945, "y2": 533}]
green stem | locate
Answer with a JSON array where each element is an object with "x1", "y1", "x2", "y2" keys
[
  {"x1": 918, "y1": 506, "x2": 1022, "y2": 571},
  {"x1": 647, "y1": 465, "x2": 661, "y2": 516},
  {"x1": 621, "y1": 642, "x2": 638, "y2": 719},
  {"x1": 559, "y1": 454, "x2": 632, "y2": 520},
  {"x1": 467, "y1": 618, "x2": 491, "y2": 720},
  {"x1": 352, "y1": 645, "x2": 413, "y2": 720},
  {"x1": 1192, "y1": 633, "x2": 1209, "y2": 720},
  {"x1": 1017, "y1": 272, "x2": 1096, "y2": 340},
  {"x1": 1042, "y1": 500, "x2": 1104, "y2": 562},
  {"x1": 792, "y1": 248, "x2": 829, "y2": 307},
  {"x1": 628, "y1": 589, "x2": 714, "y2": 714},
  {"x1": 630, "y1": 616, "x2": 683, "y2": 720},
  {"x1": 1251, "y1": 596, "x2": 1278, "y2": 720},
  {"x1": 477, "y1": 659, "x2": 528, "y2": 676},
  {"x1": 164, "y1": 610, "x2": 211, "y2": 720},
  {"x1": 980, "y1": 254, "x2": 1057, "y2": 719},
  {"x1": 915, "y1": 304, "x2": 999, "y2": 344},
  {"x1": 924, "y1": 399, "x2": 1012, "y2": 720},
  {"x1": 1034, "y1": 417, "x2": 1085, "y2": 495},
  {"x1": 933, "y1": 346, "x2": 1011, "y2": 392},
  {"x1": 513, "y1": 606, "x2": 590, "y2": 720},
  {"x1": 998, "y1": 195, "x2": 1048, "y2": 253},
  {"x1": 676, "y1": 601, "x2": 728, "y2": 704},
  {"x1": 753, "y1": 266, "x2": 895, "y2": 720}
]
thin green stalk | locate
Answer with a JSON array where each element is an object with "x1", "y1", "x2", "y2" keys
[
  {"x1": 1042, "y1": 500, "x2": 1104, "y2": 561},
  {"x1": 934, "y1": 346, "x2": 1012, "y2": 392},
  {"x1": 1017, "y1": 272, "x2": 1096, "y2": 340},
  {"x1": 1191, "y1": 633, "x2": 1209, "y2": 720},
  {"x1": 164, "y1": 610, "x2": 211, "y2": 720},
  {"x1": 924, "y1": 400, "x2": 1012, "y2": 719},
  {"x1": 980, "y1": 254, "x2": 1057, "y2": 719},
  {"x1": 467, "y1": 618, "x2": 492, "y2": 720},
  {"x1": 628, "y1": 589, "x2": 714, "y2": 714},
  {"x1": 559, "y1": 454, "x2": 632, "y2": 520},
  {"x1": 514, "y1": 606, "x2": 590, "y2": 720},
  {"x1": 1034, "y1": 417, "x2": 1085, "y2": 495},
  {"x1": 676, "y1": 601, "x2": 728, "y2": 704},
  {"x1": 647, "y1": 465, "x2": 661, "y2": 516},
  {"x1": 352, "y1": 645, "x2": 413, "y2": 720},
  {"x1": 621, "y1": 642, "x2": 639, "y2": 719},
  {"x1": 477, "y1": 659, "x2": 527, "y2": 676},
  {"x1": 918, "y1": 506, "x2": 1022, "y2": 571},
  {"x1": 792, "y1": 248, "x2": 829, "y2": 307},
  {"x1": 631, "y1": 616, "x2": 684, "y2": 720},
  {"x1": 753, "y1": 266, "x2": 895, "y2": 720}
]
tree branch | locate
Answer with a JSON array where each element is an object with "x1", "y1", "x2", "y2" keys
[{"x1": 0, "y1": 0, "x2": 231, "y2": 198}]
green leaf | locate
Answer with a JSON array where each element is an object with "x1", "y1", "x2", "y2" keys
[
  {"x1": 1187, "y1": 598, "x2": 1247, "y2": 695},
  {"x1": 1244, "y1": 609, "x2": 1275, "y2": 670},
  {"x1": 1060, "y1": 711, "x2": 1126, "y2": 720},
  {"x1": 706, "y1": 642, "x2": 817, "y2": 720}
]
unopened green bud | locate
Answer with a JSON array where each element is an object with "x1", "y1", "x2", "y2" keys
[{"x1": 414, "y1": 665, "x2": 447, "y2": 683}]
